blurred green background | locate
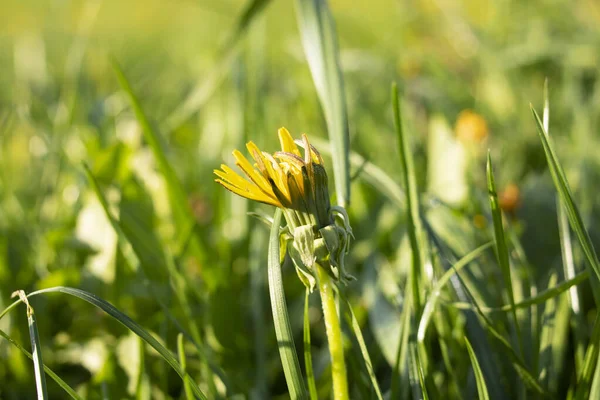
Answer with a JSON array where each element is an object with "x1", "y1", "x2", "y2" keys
[{"x1": 1, "y1": 0, "x2": 600, "y2": 398}]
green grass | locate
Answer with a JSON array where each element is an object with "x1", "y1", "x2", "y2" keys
[{"x1": 2, "y1": 0, "x2": 600, "y2": 398}]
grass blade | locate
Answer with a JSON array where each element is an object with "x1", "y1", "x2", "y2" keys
[
  {"x1": 0, "y1": 328, "x2": 82, "y2": 400},
  {"x1": 28, "y1": 310, "x2": 48, "y2": 400},
  {"x1": 12, "y1": 291, "x2": 49, "y2": 400},
  {"x1": 575, "y1": 316, "x2": 600, "y2": 400},
  {"x1": 267, "y1": 209, "x2": 307, "y2": 398},
  {"x1": 408, "y1": 341, "x2": 429, "y2": 400},
  {"x1": 303, "y1": 290, "x2": 318, "y2": 400},
  {"x1": 537, "y1": 273, "x2": 558, "y2": 388},
  {"x1": 2, "y1": 288, "x2": 208, "y2": 400},
  {"x1": 178, "y1": 333, "x2": 195, "y2": 400},
  {"x1": 464, "y1": 337, "x2": 490, "y2": 400},
  {"x1": 531, "y1": 106, "x2": 600, "y2": 284},
  {"x1": 486, "y1": 153, "x2": 523, "y2": 357},
  {"x1": 451, "y1": 270, "x2": 589, "y2": 312},
  {"x1": 418, "y1": 242, "x2": 493, "y2": 341},
  {"x1": 295, "y1": 0, "x2": 350, "y2": 207},
  {"x1": 112, "y1": 60, "x2": 197, "y2": 248},
  {"x1": 341, "y1": 295, "x2": 384, "y2": 400},
  {"x1": 392, "y1": 82, "x2": 425, "y2": 314}
]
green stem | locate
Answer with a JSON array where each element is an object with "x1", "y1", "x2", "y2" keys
[{"x1": 316, "y1": 264, "x2": 348, "y2": 400}]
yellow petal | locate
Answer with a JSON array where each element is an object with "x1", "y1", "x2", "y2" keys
[
  {"x1": 246, "y1": 142, "x2": 268, "y2": 178},
  {"x1": 215, "y1": 179, "x2": 281, "y2": 207},
  {"x1": 263, "y1": 152, "x2": 290, "y2": 201},
  {"x1": 233, "y1": 150, "x2": 275, "y2": 196},
  {"x1": 214, "y1": 165, "x2": 255, "y2": 192},
  {"x1": 278, "y1": 127, "x2": 301, "y2": 157}
]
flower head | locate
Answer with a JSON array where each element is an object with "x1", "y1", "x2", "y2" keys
[
  {"x1": 215, "y1": 127, "x2": 354, "y2": 289},
  {"x1": 214, "y1": 127, "x2": 331, "y2": 229}
]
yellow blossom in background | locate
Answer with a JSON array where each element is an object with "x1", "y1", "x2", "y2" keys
[
  {"x1": 499, "y1": 183, "x2": 521, "y2": 215},
  {"x1": 455, "y1": 109, "x2": 489, "y2": 144}
]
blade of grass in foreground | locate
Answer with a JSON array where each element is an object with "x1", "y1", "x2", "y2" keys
[
  {"x1": 465, "y1": 337, "x2": 490, "y2": 400},
  {"x1": 486, "y1": 153, "x2": 523, "y2": 358},
  {"x1": 84, "y1": 165, "x2": 228, "y2": 395},
  {"x1": 12, "y1": 291, "x2": 48, "y2": 400},
  {"x1": 267, "y1": 209, "x2": 307, "y2": 399},
  {"x1": 531, "y1": 106, "x2": 600, "y2": 284},
  {"x1": 295, "y1": 0, "x2": 350, "y2": 207},
  {"x1": 1, "y1": 287, "x2": 208, "y2": 400},
  {"x1": 0, "y1": 329, "x2": 82, "y2": 400}
]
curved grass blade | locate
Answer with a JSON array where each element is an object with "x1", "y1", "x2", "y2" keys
[
  {"x1": 0, "y1": 328, "x2": 82, "y2": 400},
  {"x1": 295, "y1": 0, "x2": 350, "y2": 207},
  {"x1": 417, "y1": 242, "x2": 493, "y2": 341},
  {"x1": 341, "y1": 295, "x2": 383, "y2": 400},
  {"x1": 2, "y1": 287, "x2": 208, "y2": 400},
  {"x1": 267, "y1": 209, "x2": 308, "y2": 399},
  {"x1": 487, "y1": 153, "x2": 523, "y2": 357},
  {"x1": 531, "y1": 106, "x2": 600, "y2": 283},
  {"x1": 303, "y1": 290, "x2": 318, "y2": 400},
  {"x1": 84, "y1": 165, "x2": 229, "y2": 394},
  {"x1": 450, "y1": 270, "x2": 589, "y2": 313},
  {"x1": 464, "y1": 337, "x2": 490, "y2": 400}
]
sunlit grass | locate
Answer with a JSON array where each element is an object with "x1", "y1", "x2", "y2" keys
[{"x1": 2, "y1": 0, "x2": 600, "y2": 398}]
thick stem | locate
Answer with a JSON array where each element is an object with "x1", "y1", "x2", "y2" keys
[{"x1": 316, "y1": 264, "x2": 349, "y2": 400}]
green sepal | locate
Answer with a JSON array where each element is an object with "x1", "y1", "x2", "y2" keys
[{"x1": 288, "y1": 240, "x2": 317, "y2": 292}]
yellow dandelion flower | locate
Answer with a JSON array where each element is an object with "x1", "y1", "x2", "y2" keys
[{"x1": 214, "y1": 127, "x2": 331, "y2": 229}]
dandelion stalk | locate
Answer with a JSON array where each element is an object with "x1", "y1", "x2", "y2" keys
[{"x1": 316, "y1": 263, "x2": 348, "y2": 399}]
